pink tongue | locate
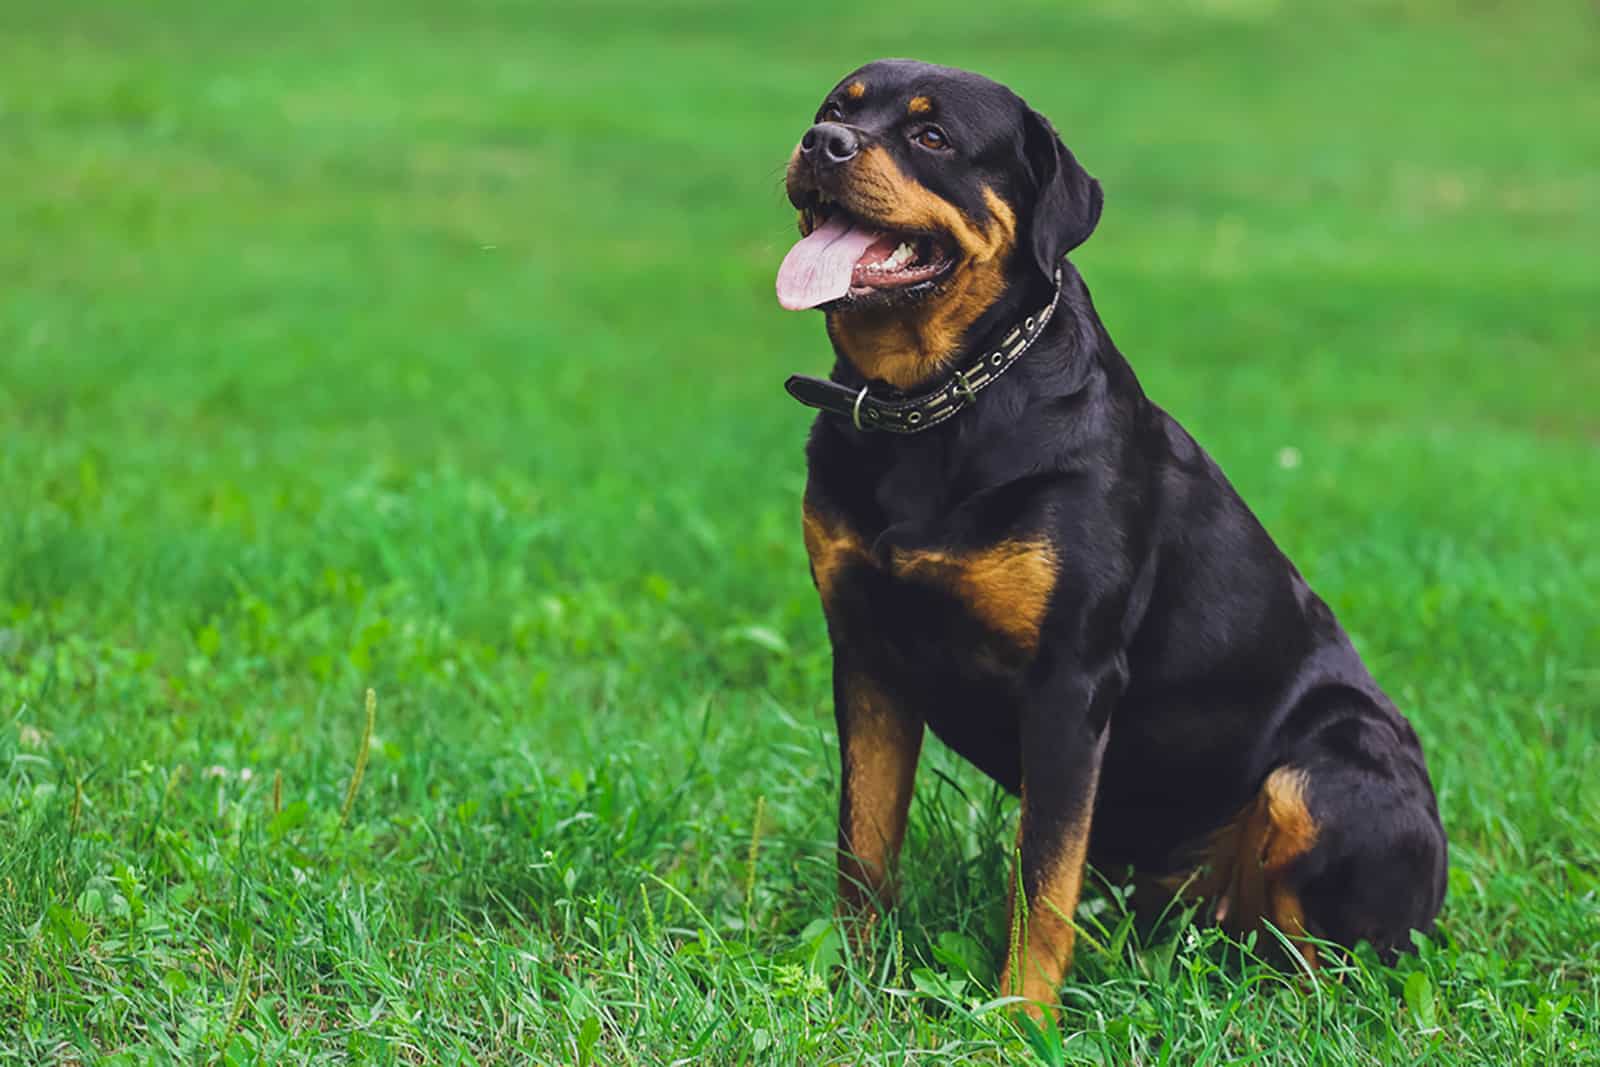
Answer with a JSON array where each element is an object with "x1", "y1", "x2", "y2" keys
[{"x1": 775, "y1": 214, "x2": 882, "y2": 310}]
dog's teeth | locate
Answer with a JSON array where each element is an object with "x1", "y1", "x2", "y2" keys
[{"x1": 879, "y1": 242, "x2": 915, "y2": 271}]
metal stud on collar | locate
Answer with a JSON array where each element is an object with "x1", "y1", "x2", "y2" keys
[{"x1": 951, "y1": 368, "x2": 977, "y2": 406}]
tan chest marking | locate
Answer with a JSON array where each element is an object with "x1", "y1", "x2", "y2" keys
[
  {"x1": 804, "y1": 503, "x2": 1059, "y2": 653},
  {"x1": 802, "y1": 505, "x2": 869, "y2": 607},
  {"x1": 891, "y1": 539, "x2": 1059, "y2": 654}
]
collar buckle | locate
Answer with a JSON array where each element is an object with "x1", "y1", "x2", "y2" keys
[{"x1": 850, "y1": 385, "x2": 871, "y2": 431}]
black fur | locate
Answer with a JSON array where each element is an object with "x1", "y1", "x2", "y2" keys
[{"x1": 1022, "y1": 108, "x2": 1103, "y2": 278}]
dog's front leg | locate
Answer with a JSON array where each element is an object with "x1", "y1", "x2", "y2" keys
[
  {"x1": 999, "y1": 664, "x2": 1118, "y2": 1014},
  {"x1": 833, "y1": 659, "x2": 923, "y2": 937}
]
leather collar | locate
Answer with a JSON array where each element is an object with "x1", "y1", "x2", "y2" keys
[{"x1": 784, "y1": 260, "x2": 1066, "y2": 434}]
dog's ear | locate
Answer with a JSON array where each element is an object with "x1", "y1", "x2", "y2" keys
[{"x1": 1022, "y1": 107, "x2": 1103, "y2": 281}]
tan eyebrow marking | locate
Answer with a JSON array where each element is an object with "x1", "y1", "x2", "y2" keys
[
  {"x1": 907, "y1": 96, "x2": 932, "y2": 115},
  {"x1": 846, "y1": 81, "x2": 866, "y2": 99}
]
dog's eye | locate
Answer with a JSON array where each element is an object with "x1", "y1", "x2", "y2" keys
[
  {"x1": 820, "y1": 103, "x2": 844, "y2": 123},
  {"x1": 913, "y1": 125, "x2": 950, "y2": 151}
]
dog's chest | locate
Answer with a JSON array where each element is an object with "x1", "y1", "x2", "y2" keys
[{"x1": 802, "y1": 503, "x2": 1058, "y2": 675}]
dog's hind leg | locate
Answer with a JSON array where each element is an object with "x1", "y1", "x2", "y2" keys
[
  {"x1": 1211, "y1": 714, "x2": 1447, "y2": 964},
  {"x1": 1287, "y1": 713, "x2": 1449, "y2": 960}
]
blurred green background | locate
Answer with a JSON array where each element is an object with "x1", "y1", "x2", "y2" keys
[{"x1": 2, "y1": 1, "x2": 1597, "y2": 1061}]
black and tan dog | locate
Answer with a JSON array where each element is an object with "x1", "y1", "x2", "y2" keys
[{"x1": 775, "y1": 59, "x2": 1447, "y2": 1013}]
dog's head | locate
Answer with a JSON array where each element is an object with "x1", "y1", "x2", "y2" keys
[{"x1": 777, "y1": 59, "x2": 1101, "y2": 387}]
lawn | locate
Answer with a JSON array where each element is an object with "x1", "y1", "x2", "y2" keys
[{"x1": 1, "y1": 0, "x2": 1597, "y2": 1062}]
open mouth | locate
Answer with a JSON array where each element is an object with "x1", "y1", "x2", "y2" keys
[{"x1": 777, "y1": 191, "x2": 956, "y2": 311}]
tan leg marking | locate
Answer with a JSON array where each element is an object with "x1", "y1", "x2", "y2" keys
[
  {"x1": 1147, "y1": 766, "x2": 1321, "y2": 967},
  {"x1": 1267, "y1": 881, "x2": 1318, "y2": 971},
  {"x1": 890, "y1": 539, "x2": 1059, "y2": 654},
  {"x1": 999, "y1": 770, "x2": 1100, "y2": 1014},
  {"x1": 1260, "y1": 766, "x2": 1319, "y2": 870},
  {"x1": 837, "y1": 674, "x2": 922, "y2": 919},
  {"x1": 1257, "y1": 767, "x2": 1319, "y2": 968}
]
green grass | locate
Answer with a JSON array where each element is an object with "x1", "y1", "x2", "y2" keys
[{"x1": 2, "y1": 0, "x2": 1597, "y2": 1061}]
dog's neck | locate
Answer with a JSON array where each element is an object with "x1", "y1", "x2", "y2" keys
[
  {"x1": 824, "y1": 263, "x2": 1083, "y2": 396},
  {"x1": 822, "y1": 255, "x2": 1035, "y2": 391}
]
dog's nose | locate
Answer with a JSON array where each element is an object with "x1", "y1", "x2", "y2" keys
[{"x1": 800, "y1": 122, "x2": 861, "y2": 166}]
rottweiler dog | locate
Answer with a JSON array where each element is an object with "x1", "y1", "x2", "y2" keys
[{"x1": 774, "y1": 59, "x2": 1448, "y2": 1013}]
